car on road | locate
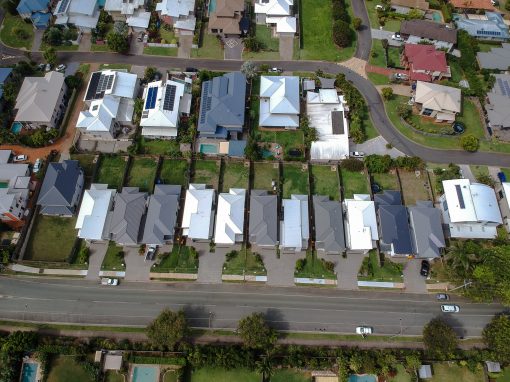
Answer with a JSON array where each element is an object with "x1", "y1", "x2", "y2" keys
[
  {"x1": 145, "y1": 245, "x2": 157, "y2": 261},
  {"x1": 441, "y1": 304, "x2": 460, "y2": 313},
  {"x1": 436, "y1": 293, "x2": 449, "y2": 301},
  {"x1": 268, "y1": 67, "x2": 283, "y2": 73},
  {"x1": 101, "y1": 278, "x2": 119, "y2": 286},
  {"x1": 391, "y1": 33, "x2": 403, "y2": 42},
  {"x1": 350, "y1": 151, "x2": 365, "y2": 158},
  {"x1": 356, "y1": 326, "x2": 373, "y2": 335},
  {"x1": 420, "y1": 260, "x2": 430, "y2": 277},
  {"x1": 33, "y1": 158, "x2": 42, "y2": 173},
  {"x1": 56, "y1": 64, "x2": 66, "y2": 72},
  {"x1": 13, "y1": 154, "x2": 27, "y2": 162}
]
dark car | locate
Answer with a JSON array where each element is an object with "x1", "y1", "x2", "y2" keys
[
  {"x1": 436, "y1": 293, "x2": 449, "y2": 300},
  {"x1": 185, "y1": 67, "x2": 199, "y2": 72},
  {"x1": 420, "y1": 260, "x2": 430, "y2": 277}
]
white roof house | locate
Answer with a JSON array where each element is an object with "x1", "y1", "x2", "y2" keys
[
  {"x1": 255, "y1": 0, "x2": 296, "y2": 34},
  {"x1": 214, "y1": 188, "x2": 246, "y2": 245},
  {"x1": 439, "y1": 179, "x2": 502, "y2": 238},
  {"x1": 140, "y1": 77, "x2": 192, "y2": 139},
  {"x1": 84, "y1": 70, "x2": 138, "y2": 102},
  {"x1": 105, "y1": 0, "x2": 144, "y2": 15},
  {"x1": 156, "y1": 0, "x2": 196, "y2": 32},
  {"x1": 259, "y1": 76, "x2": 300, "y2": 129},
  {"x1": 182, "y1": 184, "x2": 215, "y2": 240},
  {"x1": 415, "y1": 81, "x2": 461, "y2": 122},
  {"x1": 54, "y1": 0, "x2": 100, "y2": 31},
  {"x1": 307, "y1": 89, "x2": 349, "y2": 160},
  {"x1": 75, "y1": 184, "x2": 116, "y2": 241},
  {"x1": 280, "y1": 195, "x2": 309, "y2": 252},
  {"x1": 344, "y1": 194, "x2": 378, "y2": 251}
]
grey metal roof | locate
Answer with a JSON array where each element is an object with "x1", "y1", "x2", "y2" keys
[
  {"x1": 249, "y1": 190, "x2": 278, "y2": 246},
  {"x1": 197, "y1": 71, "x2": 246, "y2": 134},
  {"x1": 408, "y1": 201, "x2": 445, "y2": 258},
  {"x1": 313, "y1": 195, "x2": 345, "y2": 254},
  {"x1": 455, "y1": 12, "x2": 510, "y2": 41},
  {"x1": 37, "y1": 160, "x2": 83, "y2": 215},
  {"x1": 477, "y1": 43, "x2": 510, "y2": 69},
  {"x1": 141, "y1": 185, "x2": 181, "y2": 245},
  {"x1": 109, "y1": 187, "x2": 147, "y2": 244},
  {"x1": 374, "y1": 190, "x2": 402, "y2": 206},
  {"x1": 376, "y1": 191, "x2": 413, "y2": 255},
  {"x1": 319, "y1": 77, "x2": 336, "y2": 89},
  {"x1": 486, "y1": 74, "x2": 510, "y2": 129},
  {"x1": 400, "y1": 20, "x2": 457, "y2": 43}
]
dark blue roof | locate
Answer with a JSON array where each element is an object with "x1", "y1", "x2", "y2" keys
[
  {"x1": 228, "y1": 140, "x2": 247, "y2": 157},
  {"x1": 379, "y1": 205, "x2": 413, "y2": 254},
  {"x1": 31, "y1": 11, "x2": 51, "y2": 28},
  {"x1": 17, "y1": 0, "x2": 49, "y2": 14},
  {"x1": 0, "y1": 68, "x2": 12, "y2": 99}
]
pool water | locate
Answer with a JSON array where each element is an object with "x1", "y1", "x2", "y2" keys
[
  {"x1": 97, "y1": 0, "x2": 106, "y2": 6},
  {"x1": 262, "y1": 149, "x2": 273, "y2": 158},
  {"x1": 132, "y1": 366, "x2": 158, "y2": 382},
  {"x1": 349, "y1": 375, "x2": 377, "y2": 382},
  {"x1": 21, "y1": 363, "x2": 38, "y2": 382},
  {"x1": 11, "y1": 122, "x2": 22, "y2": 134},
  {"x1": 432, "y1": 11, "x2": 442, "y2": 22},
  {"x1": 209, "y1": 0, "x2": 216, "y2": 13},
  {"x1": 200, "y1": 143, "x2": 218, "y2": 154}
]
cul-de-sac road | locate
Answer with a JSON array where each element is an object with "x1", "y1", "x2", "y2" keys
[{"x1": 0, "y1": 277, "x2": 504, "y2": 337}]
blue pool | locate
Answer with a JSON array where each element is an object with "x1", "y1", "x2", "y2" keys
[
  {"x1": 11, "y1": 122, "x2": 22, "y2": 134},
  {"x1": 262, "y1": 149, "x2": 273, "y2": 158},
  {"x1": 349, "y1": 375, "x2": 377, "y2": 382},
  {"x1": 432, "y1": 11, "x2": 442, "y2": 22},
  {"x1": 199, "y1": 143, "x2": 218, "y2": 154},
  {"x1": 209, "y1": 0, "x2": 216, "y2": 13},
  {"x1": 132, "y1": 366, "x2": 157, "y2": 382},
  {"x1": 21, "y1": 363, "x2": 38, "y2": 382},
  {"x1": 97, "y1": 0, "x2": 106, "y2": 6}
]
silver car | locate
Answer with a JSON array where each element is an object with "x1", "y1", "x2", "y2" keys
[{"x1": 441, "y1": 304, "x2": 459, "y2": 313}]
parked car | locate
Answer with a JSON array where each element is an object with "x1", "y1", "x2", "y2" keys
[
  {"x1": 13, "y1": 154, "x2": 27, "y2": 162},
  {"x1": 56, "y1": 64, "x2": 66, "y2": 72},
  {"x1": 356, "y1": 326, "x2": 373, "y2": 335},
  {"x1": 101, "y1": 278, "x2": 119, "y2": 286},
  {"x1": 37, "y1": 63, "x2": 45, "y2": 71},
  {"x1": 350, "y1": 151, "x2": 365, "y2": 158},
  {"x1": 268, "y1": 67, "x2": 283, "y2": 73},
  {"x1": 395, "y1": 73, "x2": 408, "y2": 80},
  {"x1": 375, "y1": 4, "x2": 385, "y2": 10},
  {"x1": 45, "y1": 63, "x2": 52, "y2": 72},
  {"x1": 185, "y1": 67, "x2": 199, "y2": 72},
  {"x1": 391, "y1": 33, "x2": 403, "y2": 42},
  {"x1": 420, "y1": 260, "x2": 430, "y2": 277},
  {"x1": 441, "y1": 304, "x2": 460, "y2": 313},
  {"x1": 145, "y1": 245, "x2": 157, "y2": 261},
  {"x1": 436, "y1": 293, "x2": 449, "y2": 301},
  {"x1": 33, "y1": 158, "x2": 42, "y2": 173}
]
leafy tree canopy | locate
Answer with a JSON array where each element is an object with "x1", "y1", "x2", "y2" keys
[
  {"x1": 146, "y1": 309, "x2": 188, "y2": 350},
  {"x1": 238, "y1": 313, "x2": 276, "y2": 349},
  {"x1": 423, "y1": 318, "x2": 458, "y2": 359},
  {"x1": 483, "y1": 314, "x2": 510, "y2": 363}
]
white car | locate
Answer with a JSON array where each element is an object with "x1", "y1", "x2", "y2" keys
[
  {"x1": 391, "y1": 33, "x2": 404, "y2": 42},
  {"x1": 56, "y1": 64, "x2": 66, "y2": 72},
  {"x1": 268, "y1": 67, "x2": 283, "y2": 73},
  {"x1": 13, "y1": 154, "x2": 27, "y2": 162},
  {"x1": 33, "y1": 158, "x2": 42, "y2": 173},
  {"x1": 375, "y1": 4, "x2": 385, "y2": 10},
  {"x1": 350, "y1": 151, "x2": 365, "y2": 158},
  {"x1": 441, "y1": 304, "x2": 460, "y2": 313},
  {"x1": 101, "y1": 278, "x2": 119, "y2": 286},
  {"x1": 356, "y1": 326, "x2": 373, "y2": 335}
]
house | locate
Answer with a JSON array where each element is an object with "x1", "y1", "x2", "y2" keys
[
  {"x1": 78, "y1": 70, "x2": 139, "y2": 139},
  {"x1": 477, "y1": 43, "x2": 510, "y2": 69},
  {"x1": 455, "y1": 13, "x2": 510, "y2": 41},
  {"x1": 259, "y1": 76, "x2": 299, "y2": 129},
  {"x1": 401, "y1": 44, "x2": 450, "y2": 82},
  {"x1": 104, "y1": 0, "x2": 150, "y2": 31},
  {"x1": 418, "y1": 365, "x2": 433, "y2": 379},
  {"x1": 375, "y1": 191, "x2": 413, "y2": 257},
  {"x1": 197, "y1": 72, "x2": 246, "y2": 139},
  {"x1": 414, "y1": 81, "x2": 461, "y2": 122},
  {"x1": 307, "y1": 89, "x2": 349, "y2": 160},
  {"x1": 208, "y1": 0, "x2": 247, "y2": 36},
  {"x1": 141, "y1": 185, "x2": 181, "y2": 245},
  {"x1": 485, "y1": 74, "x2": 510, "y2": 140},
  {"x1": 54, "y1": 0, "x2": 100, "y2": 33},
  {"x1": 249, "y1": 190, "x2": 278, "y2": 248},
  {"x1": 182, "y1": 184, "x2": 215, "y2": 241},
  {"x1": 75, "y1": 184, "x2": 116, "y2": 241},
  {"x1": 214, "y1": 188, "x2": 246, "y2": 245},
  {"x1": 280, "y1": 195, "x2": 309, "y2": 252},
  {"x1": 17, "y1": 0, "x2": 51, "y2": 29},
  {"x1": 156, "y1": 0, "x2": 196, "y2": 35},
  {"x1": 400, "y1": 20, "x2": 457, "y2": 51},
  {"x1": 254, "y1": 0, "x2": 296, "y2": 36},
  {"x1": 37, "y1": 160, "x2": 84, "y2": 217},
  {"x1": 391, "y1": 0, "x2": 429, "y2": 11},
  {"x1": 108, "y1": 187, "x2": 147, "y2": 245},
  {"x1": 408, "y1": 201, "x2": 445, "y2": 258},
  {"x1": 313, "y1": 195, "x2": 345, "y2": 255},
  {"x1": 450, "y1": 0, "x2": 496, "y2": 12},
  {"x1": 495, "y1": 182, "x2": 510, "y2": 232},
  {"x1": 344, "y1": 194, "x2": 378, "y2": 252},
  {"x1": 439, "y1": 179, "x2": 502, "y2": 239},
  {"x1": 0, "y1": 68, "x2": 13, "y2": 101},
  {"x1": 141, "y1": 77, "x2": 192, "y2": 139},
  {"x1": 14, "y1": 72, "x2": 67, "y2": 130}
]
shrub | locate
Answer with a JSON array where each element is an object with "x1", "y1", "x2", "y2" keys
[
  {"x1": 381, "y1": 87, "x2": 394, "y2": 100},
  {"x1": 364, "y1": 154, "x2": 393, "y2": 173},
  {"x1": 333, "y1": 20, "x2": 353, "y2": 48},
  {"x1": 396, "y1": 104, "x2": 412, "y2": 119},
  {"x1": 332, "y1": 1, "x2": 350, "y2": 22},
  {"x1": 225, "y1": 250, "x2": 238, "y2": 261},
  {"x1": 352, "y1": 17, "x2": 362, "y2": 30},
  {"x1": 341, "y1": 158, "x2": 365, "y2": 172},
  {"x1": 296, "y1": 258, "x2": 306, "y2": 272},
  {"x1": 460, "y1": 134, "x2": 479, "y2": 152}
]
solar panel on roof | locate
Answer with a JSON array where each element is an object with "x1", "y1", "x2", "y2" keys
[
  {"x1": 57, "y1": 0, "x2": 71, "y2": 13},
  {"x1": 455, "y1": 185, "x2": 465, "y2": 209},
  {"x1": 97, "y1": 74, "x2": 114, "y2": 94},
  {"x1": 498, "y1": 78, "x2": 505, "y2": 96},
  {"x1": 163, "y1": 85, "x2": 177, "y2": 111},
  {"x1": 145, "y1": 87, "x2": 158, "y2": 110},
  {"x1": 504, "y1": 81, "x2": 510, "y2": 97},
  {"x1": 85, "y1": 72, "x2": 101, "y2": 101}
]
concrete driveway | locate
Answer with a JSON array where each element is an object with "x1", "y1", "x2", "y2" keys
[
  {"x1": 197, "y1": 243, "x2": 229, "y2": 283},
  {"x1": 86, "y1": 242, "x2": 108, "y2": 280},
  {"x1": 351, "y1": 136, "x2": 405, "y2": 158},
  {"x1": 32, "y1": 30, "x2": 44, "y2": 52},
  {"x1": 124, "y1": 246, "x2": 155, "y2": 282},
  {"x1": 371, "y1": 29, "x2": 402, "y2": 46},
  {"x1": 223, "y1": 37, "x2": 243, "y2": 60},
  {"x1": 279, "y1": 35, "x2": 294, "y2": 60},
  {"x1": 403, "y1": 259, "x2": 427, "y2": 293},
  {"x1": 178, "y1": 35, "x2": 193, "y2": 58},
  {"x1": 258, "y1": 247, "x2": 305, "y2": 286},
  {"x1": 318, "y1": 252, "x2": 364, "y2": 290},
  {"x1": 78, "y1": 34, "x2": 91, "y2": 52}
]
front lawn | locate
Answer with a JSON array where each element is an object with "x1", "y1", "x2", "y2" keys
[
  {"x1": 221, "y1": 161, "x2": 249, "y2": 192},
  {"x1": 152, "y1": 246, "x2": 198, "y2": 273},
  {"x1": 369, "y1": 39, "x2": 387, "y2": 67},
  {"x1": 427, "y1": 363, "x2": 485, "y2": 382},
  {"x1": 105, "y1": 371, "x2": 124, "y2": 382},
  {"x1": 253, "y1": 162, "x2": 280, "y2": 191},
  {"x1": 282, "y1": 163, "x2": 309, "y2": 198},
  {"x1": 0, "y1": 13, "x2": 33, "y2": 49},
  {"x1": 159, "y1": 159, "x2": 189, "y2": 186},
  {"x1": 470, "y1": 165, "x2": 489, "y2": 179},
  {"x1": 340, "y1": 167, "x2": 370, "y2": 198},
  {"x1": 143, "y1": 46, "x2": 178, "y2": 56},
  {"x1": 91, "y1": 44, "x2": 112, "y2": 52},
  {"x1": 295, "y1": 250, "x2": 336, "y2": 280},
  {"x1": 25, "y1": 216, "x2": 77, "y2": 263},
  {"x1": 191, "y1": 368, "x2": 259, "y2": 382},
  {"x1": 255, "y1": 24, "x2": 278, "y2": 51},
  {"x1": 98, "y1": 63, "x2": 131, "y2": 71},
  {"x1": 101, "y1": 242, "x2": 125, "y2": 271},
  {"x1": 399, "y1": 170, "x2": 432, "y2": 205},
  {"x1": 368, "y1": 72, "x2": 390, "y2": 85},
  {"x1": 311, "y1": 164, "x2": 340, "y2": 200},
  {"x1": 358, "y1": 250, "x2": 403, "y2": 282},
  {"x1": 139, "y1": 138, "x2": 180, "y2": 155},
  {"x1": 192, "y1": 160, "x2": 220, "y2": 189},
  {"x1": 96, "y1": 155, "x2": 127, "y2": 190},
  {"x1": 126, "y1": 157, "x2": 158, "y2": 192},
  {"x1": 47, "y1": 356, "x2": 93, "y2": 382},
  {"x1": 223, "y1": 247, "x2": 266, "y2": 276},
  {"x1": 372, "y1": 171, "x2": 400, "y2": 192},
  {"x1": 192, "y1": 29, "x2": 223, "y2": 59}
]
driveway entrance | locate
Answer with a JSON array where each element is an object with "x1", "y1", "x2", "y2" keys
[{"x1": 224, "y1": 37, "x2": 243, "y2": 60}]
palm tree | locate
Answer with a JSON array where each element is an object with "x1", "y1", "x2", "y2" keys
[
  {"x1": 256, "y1": 354, "x2": 274, "y2": 382},
  {"x1": 446, "y1": 240, "x2": 480, "y2": 279}
]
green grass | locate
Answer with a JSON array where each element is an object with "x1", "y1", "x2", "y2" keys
[
  {"x1": 25, "y1": 216, "x2": 77, "y2": 262},
  {"x1": 388, "y1": 365, "x2": 412, "y2": 382},
  {"x1": 272, "y1": 370, "x2": 311, "y2": 382},
  {"x1": 384, "y1": 19, "x2": 402, "y2": 32},
  {"x1": 495, "y1": 367, "x2": 510, "y2": 381},
  {"x1": 311, "y1": 164, "x2": 340, "y2": 200},
  {"x1": 449, "y1": 59, "x2": 464, "y2": 83},
  {"x1": 160, "y1": 159, "x2": 188, "y2": 186},
  {"x1": 365, "y1": 116, "x2": 380, "y2": 139},
  {"x1": 96, "y1": 155, "x2": 127, "y2": 190},
  {"x1": 77, "y1": 64, "x2": 90, "y2": 76},
  {"x1": 91, "y1": 44, "x2": 112, "y2": 52},
  {"x1": 40, "y1": 42, "x2": 79, "y2": 51},
  {"x1": 368, "y1": 72, "x2": 390, "y2": 85},
  {"x1": 143, "y1": 46, "x2": 178, "y2": 56},
  {"x1": 282, "y1": 163, "x2": 309, "y2": 198},
  {"x1": 257, "y1": 130, "x2": 305, "y2": 157},
  {"x1": 243, "y1": 50, "x2": 280, "y2": 60},
  {"x1": 163, "y1": 371, "x2": 178, "y2": 382},
  {"x1": 126, "y1": 157, "x2": 158, "y2": 192},
  {"x1": 192, "y1": 29, "x2": 223, "y2": 59},
  {"x1": 105, "y1": 371, "x2": 124, "y2": 382},
  {"x1": 369, "y1": 39, "x2": 387, "y2": 67},
  {"x1": 191, "y1": 367, "x2": 259, "y2": 382},
  {"x1": 358, "y1": 250, "x2": 403, "y2": 282},
  {"x1": 0, "y1": 13, "x2": 33, "y2": 49},
  {"x1": 477, "y1": 41, "x2": 501, "y2": 52},
  {"x1": 366, "y1": 1, "x2": 383, "y2": 28},
  {"x1": 300, "y1": 0, "x2": 356, "y2": 61},
  {"x1": 372, "y1": 171, "x2": 400, "y2": 191},
  {"x1": 223, "y1": 247, "x2": 266, "y2": 276},
  {"x1": 399, "y1": 170, "x2": 432, "y2": 205},
  {"x1": 253, "y1": 162, "x2": 279, "y2": 191},
  {"x1": 470, "y1": 165, "x2": 489, "y2": 180},
  {"x1": 340, "y1": 167, "x2": 370, "y2": 198},
  {"x1": 98, "y1": 63, "x2": 131, "y2": 71},
  {"x1": 70, "y1": 154, "x2": 96, "y2": 179},
  {"x1": 153, "y1": 246, "x2": 198, "y2": 273},
  {"x1": 502, "y1": 168, "x2": 510, "y2": 181},
  {"x1": 428, "y1": 363, "x2": 485, "y2": 382},
  {"x1": 192, "y1": 160, "x2": 220, "y2": 189},
  {"x1": 295, "y1": 250, "x2": 336, "y2": 280},
  {"x1": 160, "y1": 28, "x2": 176, "y2": 43},
  {"x1": 47, "y1": 356, "x2": 93, "y2": 382},
  {"x1": 139, "y1": 138, "x2": 180, "y2": 155},
  {"x1": 255, "y1": 24, "x2": 278, "y2": 51},
  {"x1": 387, "y1": 46, "x2": 402, "y2": 68},
  {"x1": 101, "y1": 242, "x2": 125, "y2": 271},
  {"x1": 221, "y1": 161, "x2": 249, "y2": 192}
]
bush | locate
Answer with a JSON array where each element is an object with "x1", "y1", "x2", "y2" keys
[
  {"x1": 341, "y1": 158, "x2": 365, "y2": 172},
  {"x1": 352, "y1": 17, "x2": 362, "y2": 30},
  {"x1": 381, "y1": 87, "x2": 394, "y2": 100},
  {"x1": 364, "y1": 154, "x2": 393, "y2": 173},
  {"x1": 333, "y1": 20, "x2": 353, "y2": 48},
  {"x1": 394, "y1": 156, "x2": 424, "y2": 171},
  {"x1": 460, "y1": 134, "x2": 479, "y2": 152},
  {"x1": 396, "y1": 104, "x2": 412, "y2": 119},
  {"x1": 332, "y1": 1, "x2": 350, "y2": 22},
  {"x1": 296, "y1": 258, "x2": 306, "y2": 272}
]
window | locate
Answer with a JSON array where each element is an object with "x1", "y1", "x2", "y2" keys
[
  {"x1": 211, "y1": 28, "x2": 218, "y2": 33},
  {"x1": 422, "y1": 108, "x2": 434, "y2": 116},
  {"x1": 442, "y1": 200, "x2": 448, "y2": 211}
]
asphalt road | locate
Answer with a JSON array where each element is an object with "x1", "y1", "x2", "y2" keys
[{"x1": 0, "y1": 277, "x2": 503, "y2": 337}]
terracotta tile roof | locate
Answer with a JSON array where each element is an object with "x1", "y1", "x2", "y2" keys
[
  {"x1": 450, "y1": 0, "x2": 496, "y2": 10},
  {"x1": 404, "y1": 44, "x2": 448, "y2": 72}
]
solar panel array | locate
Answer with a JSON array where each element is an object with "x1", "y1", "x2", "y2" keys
[
  {"x1": 455, "y1": 185, "x2": 465, "y2": 209},
  {"x1": 163, "y1": 85, "x2": 177, "y2": 111},
  {"x1": 145, "y1": 87, "x2": 158, "y2": 110},
  {"x1": 97, "y1": 74, "x2": 114, "y2": 94},
  {"x1": 497, "y1": 77, "x2": 510, "y2": 98},
  {"x1": 57, "y1": 0, "x2": 71, "y2": 13},
  {"x1": 199, "y1": 82, "x2": 211, "y2": 124}
]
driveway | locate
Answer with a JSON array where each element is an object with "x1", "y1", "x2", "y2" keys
[
  {"x1": 279, "y1": 35, "x2": 294, "y2": 61},
  {"x1": 223, "y1": 37, "x2": 243, "y2": 60},
  {"x1": 258, "y1": 247, "x2": 304, "y2": 287},
  {"x1": 351, "y1": 136, "x2": 405, "y2": 158},
  {"x1": 371, "y1": 29, "x2": 402, "y2": 46},
  {"x1": 403, "y1": 259, "x2": 427, "y2": 293},
  {"x1": 78, "y1": 34, "x2": 91, "y2": 52},
  {"x1": 124, "y1": 246, "x2": 154, "y2": 282},
  {"x1": 86, "y1": 242, "x2": 108, "y2": 281},
  {"x1": 32, "y1": 30, "x2": 44, "y2": 52},
  {"x1": 197, "y1": 243, "x2": 228, "y2": 283},
  {"x1": 459, "y1": 164, "x2": 476, "y2": 182},
  {"x1": 129, "y1": 38, "x2": 144, "y2": 55},
  {"x1": 178, "y1": 35, "x2": 193, "y2": 58},
  {"x1": 320, "y1": 252, "x2": 365, "y2": 290}
]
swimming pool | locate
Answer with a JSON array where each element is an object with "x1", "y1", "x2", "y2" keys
[
  {"x1": 348, "y1": 375, "x2": 377, "y2": 382},
  {"x1": 209, "y1": 0, "x2": 216, "y2": 13},
  {"x1": 431, "y1": 11, "x2": 442, "y2": 22},
  {"x1": 199, "y1": 143, "x2": 218, "y2": 154},
  {"x1": 132, "y1": 366, "x2": 158, "y2": 382},
  {"x1": 21, "y1": 362, "x2": 38, "y2": 382},
  {"x1": 11, "y1": 122, "x2": 22, "y2": 134},
  {"x1": 97, "y1": 0, "x2": 106, "y2": 6}
]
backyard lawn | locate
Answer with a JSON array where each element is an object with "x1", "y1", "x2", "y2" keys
[
  {"x1": 159, "y1": 159, "x2": 189, "y2": 186},
  {"x1": 255, "y1": 24, "x2": 279, "y2": 51},
  {"x1": 0, "y1": 13, "x2": 33, "y2": 49},
  {"x1": 372, "y1": 171, "x2": 400, "y2": 192},
  {"x1": 96, "y1": 155, "x2": 128, "y2": 190},
  {"x1": 126, "y1": 157, "x2": 158, "y2": 192},
  {"x1": 192, "y1": 28, "x2": 223, "y2": 59},
  {"x1": 163, "y1": 371, "x2": 178, "y2": 382},
  {"x1": 139, "y1": 138, "x2": 180, "y2": 155},
  {"x1": 105, "y1": 371, "x2": 124, "y2": 382},
  {"x1": 25, "y1": 216, "x2": 77, "y2": 263},
  {"x1": 311, "y1": 164, "x2": 340, "y2": 200},
  {"x1": 253, "y1": 162, "x2": 280, "y2": 191},
  {"x1": 295, "y1": 251, "x2": 336, "y2": 280},
  {"x1": 223, "y1": 247, "x2": 266, "y2": 276},
  {"x1": 272, "y1": 370, "x2": 311, "y2": 382},
  {"x1": 191, "y1": 368, "x2": 259, "y2": 382},
  {"x1": 358, "y1": 250, "x2": 403, "y2": 282},
  {"x1": 427, "y1": 363, "x2": 485, "y2": 382},
  {"x1": 101, "y1": 242, "x2": 125, "y2": 271},
  {"x1": 282, "y1": 163, "x2": 309, "y2": 198},
  {"x1": 257, "y1": 130, "x2": 304, "y2": 159},
  {"x1": 399, "y1": 170, "x2": 432, "y2": 205},
  {"x1": 143, "y1": 46, "x2": 178, "y2": 56},
  {"x1": 388, "y1": 365, "x2": 412, "y2": 382},
  {"x1": 152, "y1": 246, "x2": 198, "y2": 273},
  {"x1": 192, "y1": 160, "x2": 220, "y2": 189},
  {"x1": 70, "y1": 154, "x2": 97, "y2": 182},
  {"x1": 47, "y1": 356, "x2": 93, "y2": 382},
  {"x1": 340, "y1": 167, "x2": 370, "y2": 198},
  {"x1": 495, "y1": 367, "x2": 510, "y2": 381},
  {"x1": 221, "y1": 161, "x2": 249, "y2": 192}
]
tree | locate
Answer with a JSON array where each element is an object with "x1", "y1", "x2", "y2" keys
[
  {"x1": 65, "y1": 75, "x2": 82, "y2": 90},
  {"x1": 256, "y1": 353, "x2": 274, "y2": 382},
  {"x1": 407, "y1": 8, "x2": 422, "y2": 19},
  {"x1": 352, "y1": 17, "x2": 362, "y2": 30},
  {"x1": 1, "y1": 331, "x2": 38, "y2": 353},
  {"x1": 404, "y1": 353, "x2": 422, "y2": 374},
  {"x1": 2, "y1": 81, "x2": 18, "y2": 104},
  {"x1": 243, "y1": 36, "x2": 262, "y2": 52},
  {"x1": 12, "y1": 27, "x2": 28, "y2": 40},
  {"x1": 43, "y1": 27, "x2": 64, "y2": 46},
  {"x1": 244, "y1": 137, "x2": 262, "y2": 161},
  {"x1": 476, "y1": 173, "x2": 495, "y2": 187},
  {"x1": 460, "y1": 134, "x2": 479, "y2": 152},
  {"x1": 423, "y1": 318, "x2": 458, "y2": 358},
  {"x1": 506, "y1": 0, "x2": 510, "y2": 11},
  {"x1": 238, "y1": 313, "x2": 276, "y2": 349},
  {"x1": 241, "y1": 61, "x2": 257, "y2": 80},
  {"x1": 146, "y1": 309, "x2": 188, "y2": 350},
  {"x1": 300, "y1": 115, "x2": 318, "y2": 148},
  {"x1": 381, "y1": 87, "x2": 394, "y2": 100},
  {"x1": 0, "y1": 0, "x2": 20, "y2": 14},
  {"x1": 43, "y1": 47, "x2": 57, "y2": 66},
  {"x1": 483, "y1": 314, "x2": 510, "y2": 363},
  {"x1": 333, "y1": 20, "x2": 353, "y2": 47},
  {"x1": 381, "y1": 38, "x2": 389, "y2": 51},
  {"x1": 107, "y1": 31, "x2": 129, "y2": 53},
  {"x1": 396, "y1": 104, "x2": 412, "y2": 119},
  {"x1": 144, "y1": 66, "x2": 157, "y2": 82},
  {"x1": 471, "y1": 245, "x2": 510, "y2": 305},
  {"x1": 364, "y1": 154, "x2": 392, "y2": 173}
]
